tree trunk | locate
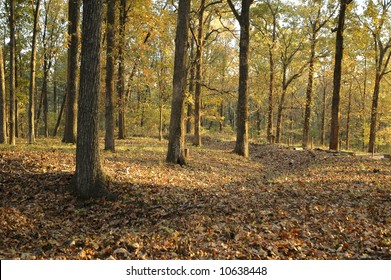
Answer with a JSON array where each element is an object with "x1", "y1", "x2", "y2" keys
[
  {"x1": 166, "y1": 0, "x2": 190, "y2": 165},
  {"x1": 63, "y1": 0, "x2": 81, "y2": 144},
  {"x1": 0, "y1": 46, "x2": 6, "y2": 143},
  {"x1": 43, "y1": 60, "x2": 50, "y2": 138},
  {"x1": 187, "y1": 38, "x2": 195, "y2": 135},
  {"x1": 15, "y1": 99, "x2": 18, "y2": 138},
  {"x1": 219, "y1": 101, "x2": 224, "y2": 132},
  {"x1": 361, "y1": 57, "x2": 367, "y2": 151},
  {"x1": 228, "y1": 0, "x2": 253, "y2": 158},
  {"x1": 329, "y1": 1, "x2": 350, "y2": 150},
  {"x1": 74, "y1": 0, "x2": 107, "y2": 199},
  {"x1": 53, "y1": 93, "x2": 66, "y2": 137},
  {"x1": 275, "y1": 87, "x2": 286, "y2": 144},
  {"x1": 159, "y1": 104, "x2": 163, "y2": 141},
  {"x1": 9, "y1": 0, "x2": 16, "y2": 145},
  {"x1": 367, "y1": 6, "x2": 391, "y2": 153},
  {"x1": 321, "y1": 84, "x2": 326, "y2": 146},
  {"x1": 345, "y1": 81, "x2": 352, "y2": 150},
  {"x1": 302, "y1": 34, "x2": 316, "y2": 148},
  {"x1": 267, "y1": 48, "x2": 274, "y2": 144},
  {"x1": 53, "y1": 79, "x2": 57, "y2": 113},
  {"x1": 104, "y1": 0, "x2": 116, "y2": 151},
  {"x1": 28, "y1": 0, "x2": 41, "y2": 144},
  {"x1": 368, "y1": 74, "x2": 381, "y2": 153},
  {"x1": 193, "y1": 0, "x2": 205, "y2": 147},
  {"x1": 117, "y1": 0, "x2": 127, "y2": 139}
]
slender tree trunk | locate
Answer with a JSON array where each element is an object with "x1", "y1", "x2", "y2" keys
[
  {"x1": 219, "y1": 101, "x2": 224, "y2": 132},
  {"x1": 63, "y1": 0, "x2": 81, "y2": 144},
  {"x1": 53, "y1": 93, "x2": 66, "y2": 137},
  {"x1": 267, "y1": 48, "x2": 274, "y2": 144},
  {"x1": 166, "y1": 0, "x2": 190, "y2": 165},
  {"x1": 276, "y1": 88, "x2": 286, "y2": 144},
  {"x1": 345, "y1": 81, "x2": 352, "y2": 150},
  {"x1": 41, "y1": 0, "x2": 52, "y2": 138},
  {"x1": 117, "y1": 0, "x2": 126, "y2": 139},
  {"x1": 193, "y1": 0, "x2": 205, "y2": 147},
  {"x1": 368, "y1": 74, "x2": 381, "y2": 153},
  {"x1": 187, "y1": 38, "x2": 195, "y2": 134},
  {"x1": 74, "y1": 0, "x2": 107, "y2": 199},
  {"x1": 15, "y1": 99, "x2": 18, "y2": 138},
  {"x1": 43, "y1": 61, "x2": 50, "y2": 138},
  {"x1": 329, "y1": 1, "x2": 351, "y2": 150},
  {"x1": 28, "y1": 0, "x2": 41, "y2": 143},
  {"x1": 361, "y1": 57, "x2": 367, "y2": 151},
  {"x1": 302, "y1": 34, "x2": 316, "y2": 148},
  {"x1": 9, "y1": 0, "x2": 16, "y2": 145},
  {"x1": 368, "y1": 36, "x2": 391, "y2": 152},
  {"x1": 53, "y1": 80, "x2": 57, "y2": 113},
  {"x1": 159, "y1": 104, "x2": 163, "y2": 141},
  {"x1": 104, "y1": 0, "x2": 116, "y2": 151},
  {"x1": 0, "y1": 46, "x2": 6, "y2": 143},
  {"x1": 321, "y1": 84, "x2": 327, "y2": 146}
]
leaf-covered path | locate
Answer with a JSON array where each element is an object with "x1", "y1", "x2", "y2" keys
[{"x1": 1, "y1": 138, "x2": 390, "y2": 259}]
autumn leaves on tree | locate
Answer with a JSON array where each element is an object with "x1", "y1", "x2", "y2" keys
[{"x1": 0, "y1": 0, "x2": 390, "y2": 198}]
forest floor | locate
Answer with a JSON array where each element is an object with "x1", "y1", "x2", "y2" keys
[{"x1": 0, "y1": 136, "x2": 390, "y2": 260}]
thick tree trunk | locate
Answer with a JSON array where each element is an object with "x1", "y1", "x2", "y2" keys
[
  {"x1": 74, "y1": 0, "x2": 107, "y2": 199},
  {"x1": 104, "y1": 0, "x2": 116, "y2": 151},
  {"x1": 9, "y1": 0, "x2": 16, "y2": 145},
  {"x1": 329, "y1": 1, "x2": 350, "y2": 150},
  {"x1": 63, "y1": 0, "x2": 81, "y2": 144},
  {"x1": 166, "y1": 0, "x2": 190, "y2": 165},
  {"x1": 228, "y1": 0, "x2": 253, "y2": 158},
  {"x1": 117, "y1": 0, "x2": 127, "y2": 139},
  {"x1": 0, "y1": 46, "x2": 6, "y2": 143}
]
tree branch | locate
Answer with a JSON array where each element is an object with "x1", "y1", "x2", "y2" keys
[{"x1": 227, "y1": 0, "x2": 241, "y2": 22}]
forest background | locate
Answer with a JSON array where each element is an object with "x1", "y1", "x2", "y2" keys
[
  {"x1": 0, "y1": 0, "x2": 389, "y2": 152},
  {"x1": 0, "y1": 0, "x2": 390, "y2": 260}
]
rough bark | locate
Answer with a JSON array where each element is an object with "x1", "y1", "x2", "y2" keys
[
  {"x1": 74, "y1": 0, "x2": 107, "y2": 199},
  {"x1": 329, "y1": 0, "x2": 351, "y2": 150},
  {"x1": 166, "y1": 0, "x2": 191, "y2": 165},
  {"x1": 228, "y1": 0, "x2": 253, "y2": 158},
  {"x1": 63, "y1": 0, "x2": 81, "y2": 144},
  {"x1": 104, "y1": 0, "x2": 116, "y2": 151}
]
